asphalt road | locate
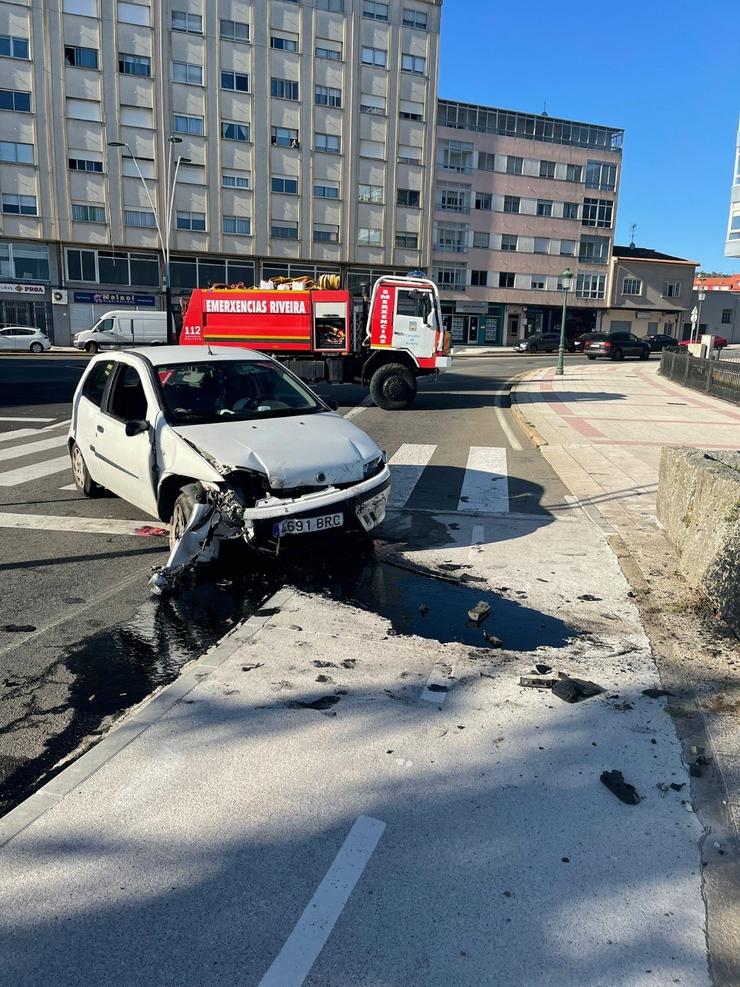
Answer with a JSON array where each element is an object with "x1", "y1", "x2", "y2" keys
[{"x1": 0, "y1": 349, "x2": 582, "y2": 814}]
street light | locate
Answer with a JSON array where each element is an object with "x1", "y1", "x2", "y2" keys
[
  {"x1": 555, "y1": 268, "x2": 574, "y2": 376},
  {"x1": 695, "y1": 289, "x2": 706, "y2": 343},
  {"x1": 108, "y1": 136, "x2": 191, "y2": 344}
]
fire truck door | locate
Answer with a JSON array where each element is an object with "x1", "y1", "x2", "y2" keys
[{"x1": 392, "y1": 288, "x2": 436, "y2": 358}]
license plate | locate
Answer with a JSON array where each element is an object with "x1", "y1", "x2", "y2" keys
[
  {"x1": 356, "y1": 490, "x2": 389, "y2": 532},
  {"x1": 272, "y1": 513, "x2": 343, "y2": 537}
]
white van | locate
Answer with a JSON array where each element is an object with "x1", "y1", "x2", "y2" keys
[{"x1": 73, "y1": 311, "x2": 168, "y2": 353}]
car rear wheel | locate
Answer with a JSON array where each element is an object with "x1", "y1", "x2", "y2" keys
[
  {"x1": 639, "y1": 348, "x2": 650, "y2": 360},
  {"x1": 528, "y1": 343, "x2": 538, "y2": 353},
  {"x1": 70, "y1": 441, "x2": 102, "y2": 497},
  {"x1": 85, "y1": 341, "x2": 99, "y2": 354},
  {"x1": 369, "y1": 363, "x2": 417, "y2": 411},
  {"x1": 30, "y1": 342, "x2": 44, "y2": 353},
  {"x1": 587, "y1": 355, "x2": 597, "y2": 360},
  {"x1": 611, "y1": 349, "x2": 624, "y2": 361}
]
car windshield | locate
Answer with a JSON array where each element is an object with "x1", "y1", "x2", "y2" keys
[{"x1": 154, "y1": 359, "x2": 324, "y2": 425}]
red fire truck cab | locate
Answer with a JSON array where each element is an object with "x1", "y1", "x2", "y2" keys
[{"x1": 180, "y1": 275, "x2": 451, "y2": 410}]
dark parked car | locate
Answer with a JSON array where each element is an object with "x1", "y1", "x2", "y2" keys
[
  {"x1": 585, "y1": 331, "x2": 651, "y2": 361},
  {"x1": 678, "y1": 335, "x2": 728, "y2": 351},
  {"x1": 642, "y1": 334, "x2": 678, "y2": 352},
  {"x1": 573, "y1": 332, "x2": 605, "y2": 352},
  {"x1": 513, "y1": 333, "x2": 575, "y2": 354}
]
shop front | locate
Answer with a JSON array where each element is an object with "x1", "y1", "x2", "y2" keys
[
  {"x1": 0, "y1": 282, "x2": 51, "y2": 337},
  {"x1": 442, "y1": 300, "x2": 506, "y2": 346}
]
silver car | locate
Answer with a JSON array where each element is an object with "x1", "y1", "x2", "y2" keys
[{"x1": 0, "y1": 326, "x2": 51, "y2": 353}]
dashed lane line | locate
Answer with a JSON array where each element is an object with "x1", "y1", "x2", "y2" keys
[
  {"x1": 0, "y1": 434, "x2": 68, "y2": 463},
  {"x1": 457, "y1": 447, "x2": 510, "y2": 514},
  {"x1": 0, "y1": 511, "x2": 162, "y2": 536},
  {"x1": 0, "y1": 419, "x2": 70, "y2": 444},
  {"x1": 0, "y1": 456, "x2": 72, "y2": 486},
  {"x1": 387, "y1": 443, "x2": 437, "y2": 510}
]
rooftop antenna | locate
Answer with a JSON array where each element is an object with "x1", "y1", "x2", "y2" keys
[
  {"x1": 541, "y1": 101, "x2": 548, "y2": 117},
  {"x1": 629, "y1": 223, "x2": 637, "y2": 248}
]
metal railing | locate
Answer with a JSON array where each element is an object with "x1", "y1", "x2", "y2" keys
[{"x1": 660, "y1": 348, "x2": 740, "y2": 406}]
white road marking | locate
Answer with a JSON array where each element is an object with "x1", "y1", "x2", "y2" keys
[
  {"x1": 386, "y1": 443, "x2": 436, "y2": 509},
  {"x1": 0, "y1": 455, "x2": 72, "y2": 486},
  {"x1": 420, "y1": 664, "x2": 455, "y2": 703},
  {"x1": 0, "y1": 434, "x2": 68, "y2": 463},
  {"x1": 468, "y1": 523, "x2": 485, "y2": 562},
  {"x1": 0, "y1": 415, "x2": 54, "y2": 423},
  {"x1": 0, "y1": 419, "x2": 70, "y2": 444},
  {"x1": 343, "y1": 395, "x2": 373, "y2": 420},
  {"x1": 457, "y1": 447, "x2": 509, "y2": 514},
  {"x1": 257, "y1": 815, "x2": 386, "y2": 987},
  {"x1": 494, "y1": 395, "x2": 523, "y2": 451},
  {"x1": 59, "y1": 483, "x2": 77, "y2": 491},
  {"x1": 0, "y1": 511, "x2": 161, "y2": 536}
]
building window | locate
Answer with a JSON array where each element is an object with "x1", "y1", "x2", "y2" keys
[
  {"x1": 357, "y1": 228, "x2": 382, "y2": 246},
  {"x1": 536, "y1": 200, "x2": 553, "y2": 217},
  {"x1": 435, "y1": 222, "x2": 468, "y2": 253},
  {"x1": 473, "y1": 231, "x2": 490, "y2": 249},
  {"x1": 221, "y1": 121, "x2": 249, "y2": 142},
  {"x1": 64, "y1": 0, "x2": 96, "y2": 14},
  {"x1": 437, "y1": 184, "x2": 470, "y2": 212},
  {"x1": 400, "y1": 104, "x2": 423, "y2": 121},
  {"x1": 663, "y1": 281, "x2": 681, "y2": 298},
  {"x1": 271, "y1": 35, "x2": 298, "y2": 52},
  {"x1": 272, "y1": 176, "x2": 298, "y2": 194},
  {"x1": 477, "y1": 152, "x2": 495, "y2": 171},
  {"x1": 272, "y1": 127, "x2": 299, "y2": 148},
  {"x1": 401, "y1": 53, "x2": 425, "y2": 74},
  {"x1": 315, "y1": 85, "x2": 342, "y2": 107},
  {"x1": 223, "y1": 215, "x2": 251, "y2": 236},
  {"x1": 119, "y1": 53, "x2": 150, "y2": 77},
  {"x1": 403, "y1": 8, "x2": 428, "y2": 28},
  {"x1": 501, "y1": 234, "x2": 518, "y2": 251},
  {"x1": 475, "y1": 192, "x2": 492, "y2": 210},
  {"x1": 172, "y1": 11, "x2": 202, "y2": 33},
  {"x1": 471, "y1": 270, "x2": 488, "y2": 287},
  {"x1": 4, "y1": 243, "x2": 49, "y2": 280},
  {"x1": 315, "y1": 133, "x2": 340, "y2": 154},
  {"x1": 173, "y1": 61, "x2": 203, "y2": 85},
  {"x1": 539, "y1": 160, "x2": 555, "y2": 178},
  {"x1": 220, "y1": 18, "x2": 249, "y2": 43},
  {"x1": 398, "y1": 145, "x2": 422, "y2": 165},
  {"x1": 64, "y1": 45, "x2": 98, "y2": 69},
  {"x1": 534, "y1": 237, "x2": 549, "y2": 254},
  {"x1": 395, "y1": 232, "x2": 418, "y2": 248},
  {"x1": 585, "y1": 160, "x2": 616, "y2": 191},
  {"x1": 359, "y1": 184, "x2": 383, "y2": 203},
  {"x1": 435, "y1": 264, "x2": 466, "y2": 291},
  {"x1": 118, "y1": 2, "x2": 150, "y2": 25},
  {"x1": 579, "y1": 235, "x2": 609, "y2": 263},
  {"x1": 622, "y1": 277, "x2": 642, "y2": 295},
  {"x1": 363, "y1": 1, "x2": 389, "y2": 20},
  {"x1": 222, "y1": 172, "x2": 250, "y2": 189},
  {"x1": 506, "y1": 156, "x2": 523, "y2": 175},
  {"x1": 120, "y1": 105, "x2": 152, "y2": 127},
  {"x1": 531, "y1": 276, "x2": 546, "y2": 290},
  {"x1": 397, "y1": 188, "x2": 420, "y2": 207},
  {"x1": 66, "y1": 248, "x2": 97, "y2": 282},
  {"x1": 314, "y1": 181, "x2": 339, "y2": 199},
  {"x1": 272, "y1": 222, "x2": 299, "y2": 240},
  {"x1": 316, "y1": 0, "x2": 344, "y2": 9},
  {"x1": 563, "y1": 202, "x2": 578, "y2": 219},
  {"x1": 439, "y1": 140, "x2": 474, "y2": 172},
  {"x1": 1, "y1": 193, "x2": 37, "y2": 216},
  {"x1": 176, "y1": 211, "x2": 206, "y2": 231},
  {"x1": 72, "y1": 203, "x2": 105, "y2": 223},
  {"x1": 0, "y1": 35, "x2": 30, "y2": 59},
  {"x1": 499, "y1": 272, "x2": 515, "y2": 288},
  {"x1": 1, "y1": 142, "x2": 34, "y2": 164},
  {"x1": 576, "y1": 273, "x2": 606, "y2": 299},
  {"x1": 271, "y1": 78, "x2": 299, "y2": 101},
  {"x1": 361, "y1": 46, "x2": 387, "y2": 67},
  {"x1": 221, "y1": 70, "x2": 249, "y2": 92},
  {"x1": 559, "y1": 239, "x2": 575, "y2": 256},
  {"x1": 316, "y1": 45, "x2": 341, "y2": 61},
  {"x1": 721, "y1": 308, "x2": 733, "y2": 324},
  {"x1": 361, "y1": 94, "x2": 386, "y2": 115},
  {"x1": 124, "y1": 209, "x2": 156, "y2": 228},
  {"x1": 174, "y1": 114, "x2": 204, "y2": 135},
  {"x1": 0, "y1": 89, "x2": 31, "y2": 112},
  {"x1": 566, "y1": 163, "x2": 582, "y2": 182},
  {"x1": 503, "y1": 196, "x2": 520, "y2": 214},
  {"x1": 313, "y1": 225, "x2": 340, "y2": 243},
  {"x1": 582, "y1": 197, "x2": 613, "y2": 228}
]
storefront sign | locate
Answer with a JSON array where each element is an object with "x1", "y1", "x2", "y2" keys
[
  {"x1": 0, "y1": 282, "x2": 46, "y2": 296},
  {"x1": 454, "y1": 301, "x2": 488, "y2": 315},
  {"x1": 73, "y1": 291, "x2": 156, "y2": 307}
]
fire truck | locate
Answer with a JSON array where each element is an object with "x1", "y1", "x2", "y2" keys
[{"x1": 179, "y1": 274, "x2": 452, "y2": 410}]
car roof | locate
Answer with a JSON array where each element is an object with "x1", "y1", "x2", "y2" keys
[{"x1": 124, "y1": 345, "x2": 270, "y2": 366}]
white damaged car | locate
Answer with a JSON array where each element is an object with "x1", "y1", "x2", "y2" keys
[{"x1": 68, "y1": 346, "x2": 391, "y2": 591}]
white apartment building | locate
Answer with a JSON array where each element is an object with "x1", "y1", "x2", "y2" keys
[
  {"x1": 0, "y1": 0, "x2": 442, "y2": 343},
  {"x1": 725, "y1": 116, "x2": 740, "y2": 260}
]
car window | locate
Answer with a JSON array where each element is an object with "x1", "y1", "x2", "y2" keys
[
  {"x1": 155, "y1": 360, "x2": 323, "y2": 426},
  {"x1": 109, "y1": 364, "x2": 149, "y2": 422},
  {"x1": 0, "y1": 329, "x2": 11, "y2": 336},
  {"x1": 629, "y1": 334, "x2": 639, "y2": 343},
  {"x1": 612, "y1": 333, "x2": 629, "y2": 341},
  {"x1": 81, "y1": 360, "x2": 115, "y2": 407},
  {"x1": 96, "y1": 318, "x2": 114, "y2": 333}
]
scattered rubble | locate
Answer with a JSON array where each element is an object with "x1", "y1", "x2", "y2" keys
[
  {"x1": 600, "y1": 770, "x2": 641, "y2": 805},
  {"x1": 467, "y1": 601, "x2": 490, "y2": 625},
  {"x1": 134, "y1": 525, "x2": 167, "y2": 537},
  {"x1": 1, "y1": 624, "x2": 35, "y2": 633},
  {"x1": 519, "y1": 675, "x2": 559, "y2": 689},
  {"x1": 552, "y1": 674, "x2": 604, "y2": 704},
  {"x1": 483, "y1": 631, "x2": 503, "y2": 648},
  {"x1": 288, "y1": 695, "x2": 340, "y2": 711},
  {"x1": 312, "y1": 660, "x2": 336, "y2": 668},
  {"x1": 419, "y1": 604, "x2": 429, "y2": 615},
  {"x1": 535, "y1": 663, "x2": 552, "y2": 674},
  {"x1": 578, "y1": 594, "x2": 603, "y2": 602},
  {"x1": 642, "y1": 688, "x2": 673, "y2": 699},
  {"x1": 241, "y1": 663, "x2": 263, "y2": 672}
]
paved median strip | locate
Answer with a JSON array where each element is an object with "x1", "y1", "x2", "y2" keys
[{"x1": 0, "y1": 511, "x2": 167, "y2": 537}]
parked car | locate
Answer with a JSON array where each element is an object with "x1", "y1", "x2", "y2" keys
[
  {"x1": 0, "y1": 326, "x2": 51, "y2": 353},
  {"x1": 678, "y1": 335, "x2": 728, "y2": 352},
  {"x1": 73, "y1": 310, "x2": 168, "y2": 354},
  {"x1": 585, "y1": 332, "x2": 651, "y2": 361},
  {"x1": 641, "y1": 334, "x2": 678, "y2": 352},
  {"x1": 573, "y1": 332, "x2": 605, "y2": 352},
  {"x1": 513, "y1": 333, "x2": 575, "y2": 353},
  {"x1": 68, "y1": 347, "x2": 391, "y2": 584}
]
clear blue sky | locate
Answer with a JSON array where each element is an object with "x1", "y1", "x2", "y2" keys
[{"x1": 439, "y1": 0, "x2": 739, "y2": 274}]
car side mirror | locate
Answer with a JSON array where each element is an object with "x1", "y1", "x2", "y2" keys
[
  {"x1": 325, "y1": 399, "x2": 339, "y2": 411},
  {"x1": 125, "y1": 419, "x2": 149, "y2": 437}
]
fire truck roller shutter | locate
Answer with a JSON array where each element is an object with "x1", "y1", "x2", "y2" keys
[{"x1": 314, "y1": 301, "x2": 349, "y2": 351}]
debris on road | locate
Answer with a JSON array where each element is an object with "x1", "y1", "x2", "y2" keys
[
  {"x1": 552, "y1": 674, "x2": 604, "y2": 704},
  {"x1": 519, "y1": 674, "x2": 559, "y2": 689},
  {"x1": 426, "y1": 683, "x2": 448, "y2": 693},
  {"x1": 642, "y1": 688, "x2": 673, "y2": 699},
  {"x1": 313, "y1": 660, "x2": 337, "y2": 668},
  {"x1": 600, "y1": 769, "x2": 641, "y2": 805},
  {"x1": 483, "y1": 631, "x2": 503, "y2": 648},
  {"x1": 134, "y1": 525, "x2": 168, "y2": 537},
  {"x1": 316, "y1": 674, "x2": 333, "y2": 683},
  {"x1": 241, "y1": 663, "x2": 263, "y2": 672},
  {"x1": 577, "y1": 594, "x2": 603, "y2": 602},
  {"x1": 467, "y1": 601, "x2": 490, "y2": 625},
  {"x1": 288, "y1": 695, "x2": 340, "y2": 711},
  {"x1": 419, "y1": 604, "x2": 429, "y2": 615},
  {"x1": 1, "y1": 624, "x2": 35, "y2": 633},
  {"x1": 341, "y1": 659, "x2": 356, "y2": 669},
  {"x1": 535, "y1": 663, "x2": 552, "y2": 674}
]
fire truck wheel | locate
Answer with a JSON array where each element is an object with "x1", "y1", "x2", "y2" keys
[{"x1": 369, "y1": 363, "x2": 417, "y2": 411}]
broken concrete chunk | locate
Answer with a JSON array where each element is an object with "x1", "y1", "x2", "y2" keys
[
  {"x1": 577, "y1": 593, "x2": 603, "y2": 602},
  {"x1": 419, "y1": 604, "x2": 429, "y2": 615},
  {"x1": 483, "y1": 631, "x2": 503, "y2": 648},
  {"x1": 288, "y1": 695, "x2": 340, "y2": 711},
  {"x1": 1, "y1": 624, "x2": 35, "y2": 633},
  {"x1": 535, "y1": 663, "x2": 552, "y2": 674},
  {"x1": 600, "y1": 770, "x2": 640, "y2": 805},
  {"x1": 312, "y1": 660, "x2": 337, "y2": 668},
  {"x1": 427, "y1": 683, "x2": 448, "y2": 693},
  {"x1": 520, "y1": 675, "x2": 559, "y2": 690},
  {"x1": 341, "y1": 659, "x2": 356, "y2": 669},
  {"x1": 642, "y1": 688, "x2": 673, "y2": 699},
  {"x1": 552, "y1": 674, "x2": 604, "y2": 704},
  {"x1": 241, "y1": 663, "x2": 263, "y2": 672},
  {"x1": 467, "y1": 601, "x2": 490, "y2": 625}
]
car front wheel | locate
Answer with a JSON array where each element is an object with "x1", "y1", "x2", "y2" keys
[
  {"x1": 528, "y1": 343, "x2": 538, "y2": 353},
  {"x1": 85, "y1": 341, "x2": 99, "y2": 354},
  {"x1": 30, "y1": 342, "x2": 44, "y2": 353},
  {"x1": 611, "y1": 349, "x2": 624, "y2": 361},
  {"x1": 639, "y1": 348, "x2": 650, "y2": 360},
  {"x1": 587, "y1": 355, "x2": 597, "y2": 360},
  {"x1": 70, "y1": 441, "x2": 102, "y2": 497},
  {"x1": 369, "y1": 363, "x2": 417, "y2": 411}
]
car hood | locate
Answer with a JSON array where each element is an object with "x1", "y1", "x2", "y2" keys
[{"x1": 172, "y1": 412, "x2": 381, "y2": 488}]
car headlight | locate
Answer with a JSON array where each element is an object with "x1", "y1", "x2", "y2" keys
[{"x1": 363, "y1": 455, "x2": 384, "y2": 479}]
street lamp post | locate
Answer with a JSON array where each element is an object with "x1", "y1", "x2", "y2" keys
[
  {"x1": 694, "y1": 290, "x2": 706, "y2": 343},
  {"x1": 555, "y1": 268, "x2": 574, "y2": 376},
  {"x1": 108, "y1": 136, "x2": 190, "y2": 345}
]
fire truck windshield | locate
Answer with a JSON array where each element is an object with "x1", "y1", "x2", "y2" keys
[{"x1": 154, "y1": 359, "x2": 324, "y2": 425}]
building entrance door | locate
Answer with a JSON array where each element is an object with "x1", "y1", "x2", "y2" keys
[{"x1": 466, "y1": 316, "x2": 478, "y2": 344}]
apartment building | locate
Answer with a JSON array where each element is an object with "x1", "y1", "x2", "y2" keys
[
  {"x1": 432, "y1": 100, "x2": 624, "y2": 347},
  {"x1": 725, "y1": 117, "x2": 740, "y2": 259},
  {"x1": 602, "y1": 246, "x2": 698, "y2": 339},
  {"x1": 0, "y1": 0, "x2": 442, "y2": 343}
]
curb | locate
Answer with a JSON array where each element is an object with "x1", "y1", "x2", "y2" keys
[
  {"x1": 509, "y1": 371, "x2": 549, "y2": 449},
  {"x1": 0, "y1": 585, "x2": 296, "y2": 848}
]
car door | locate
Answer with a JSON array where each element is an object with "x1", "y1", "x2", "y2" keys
[
  {"x1": 95, "y1": 361, "x2": 160, "y2": 516},
  {"x1": 628, "y1": 333, "x2": 643, "y2": 356},
  {"x1": 0, "y1": 329, "x2": 12, "y2": 350},
  {"x1": 73, "y1": 359, "x2": 116, "y2": 485}
]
